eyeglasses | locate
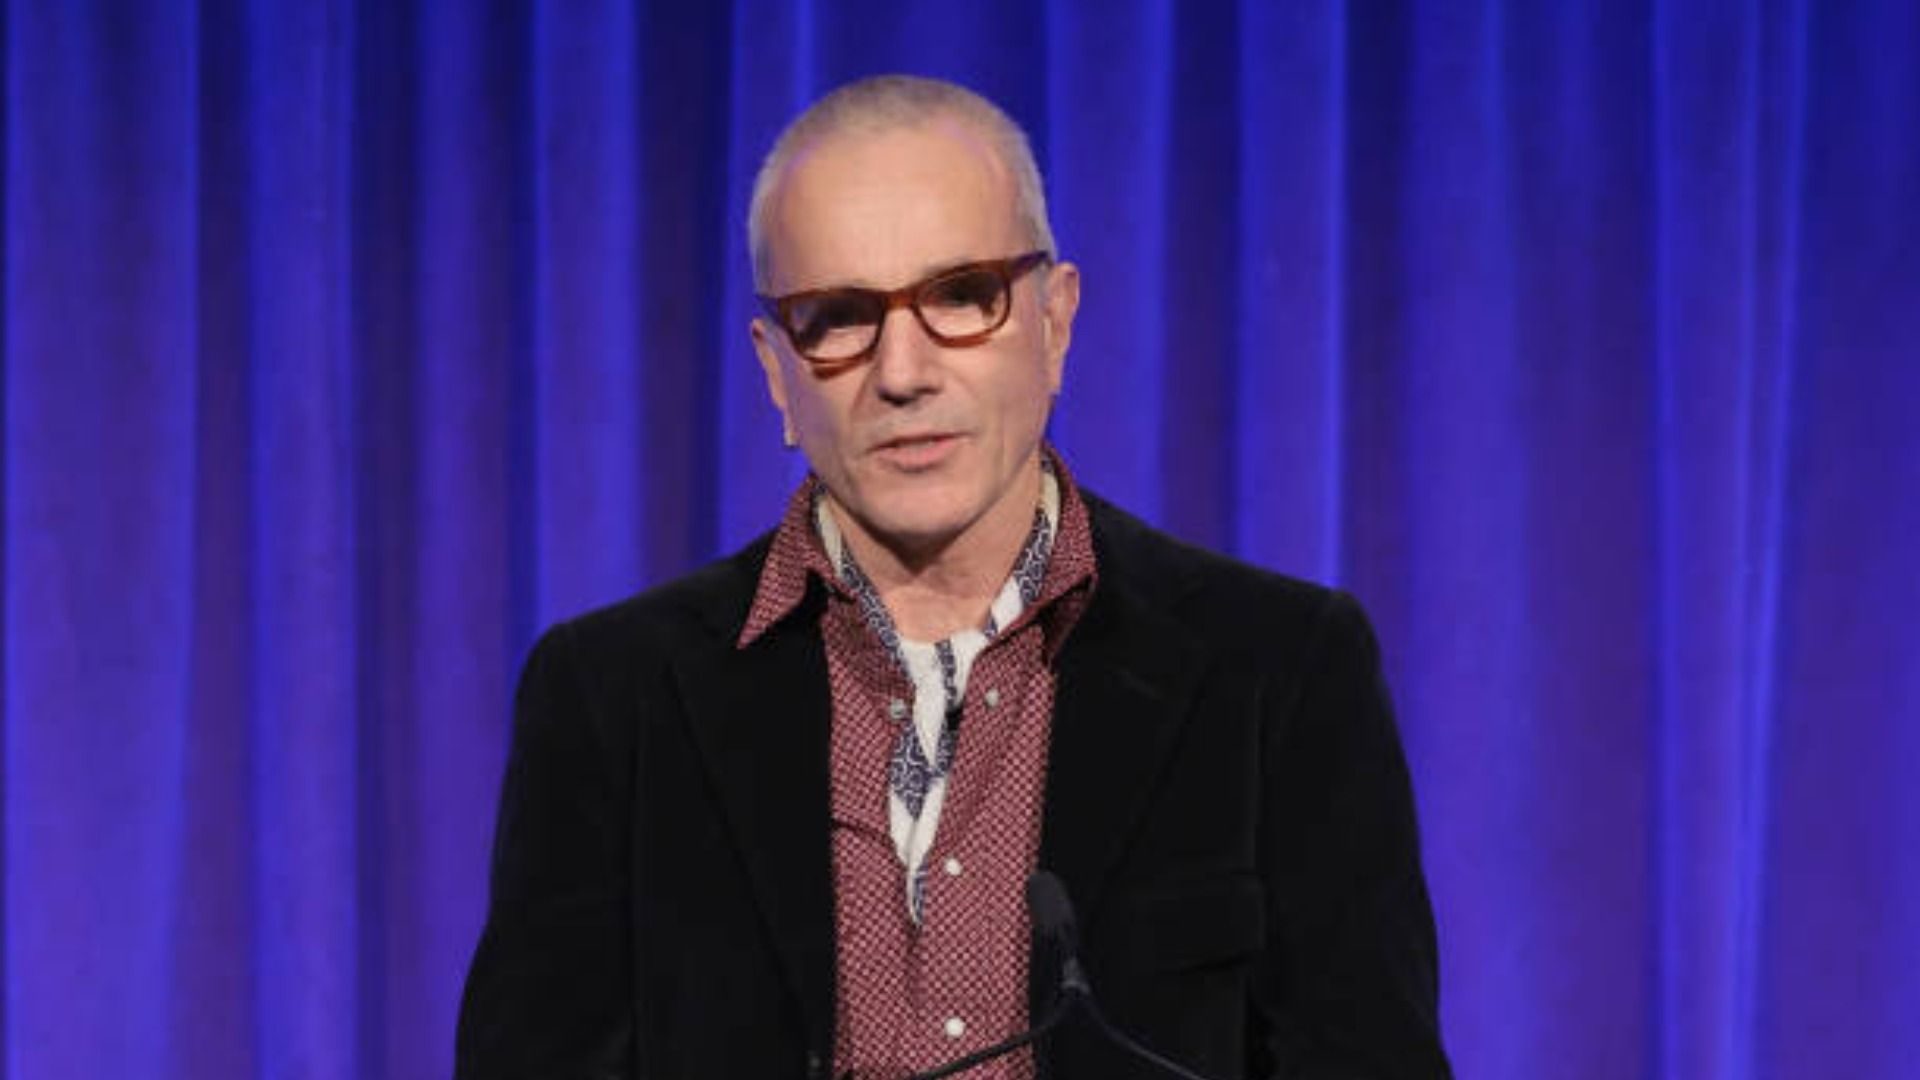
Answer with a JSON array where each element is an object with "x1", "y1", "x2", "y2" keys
[{"x1": 757, "y1": 250, "x2": 1051, "y2": 366}]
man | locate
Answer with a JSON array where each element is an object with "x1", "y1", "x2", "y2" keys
[{"x1": 458, "y1": 75, "x2": 1451, "y2": 1079}]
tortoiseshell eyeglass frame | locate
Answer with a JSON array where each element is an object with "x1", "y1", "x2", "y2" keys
[{"x1": 757, "y1": 250, "x2": 1052, "y2": 366}]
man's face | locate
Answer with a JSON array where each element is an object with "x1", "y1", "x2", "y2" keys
[{"x1": 752, "y1": 119, "x2": 1080, "y2": 557}]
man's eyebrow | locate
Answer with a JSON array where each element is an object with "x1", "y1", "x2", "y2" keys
[
  {"x1": 917, "y1": 254, "x2": 990, "y2": 279},
  {"x1": 785, "y1": 254, "x2": 992, "y2": 295},
  {"x1": 859, "y1": 255, "x2": 991, "y2": 291}
]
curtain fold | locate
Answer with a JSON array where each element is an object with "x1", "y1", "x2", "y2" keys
[{"x1": 4, "y1": 2, "x2": 1915, "y2": 1078}]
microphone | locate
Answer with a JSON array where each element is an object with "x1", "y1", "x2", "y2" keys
[
  {"x1": 1026, "y1": 871, "x2": 1090, "y2": 996},
  {"x1": 1024, "y1": 871, "x2": 1221, "y2": 1080},
  {"x1": 906, "y1": 872, "x2": 1091, "y2": 1080},
  {"x1": 908, "y1": 872, "x2": 1226, "y2": 1080}
]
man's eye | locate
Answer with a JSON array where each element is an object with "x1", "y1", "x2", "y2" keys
[
  {"x1": 793, "y1": 294, "x2": 875, "y2": 343},
  {"x1": 924, "y1": 270, "x2": 1002, "y2": 313}
]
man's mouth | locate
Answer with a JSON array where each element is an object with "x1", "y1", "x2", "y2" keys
[{"x1": 873, "y1": 432, "x2": 963, "y2": 469}]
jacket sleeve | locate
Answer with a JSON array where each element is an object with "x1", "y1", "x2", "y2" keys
[
  {"x1": 456, "y1": 621, "x2": 635, "y2": 1079},
  {"x1": 1253, "y1": 590, "x2": 1453, "y2": 1079}
]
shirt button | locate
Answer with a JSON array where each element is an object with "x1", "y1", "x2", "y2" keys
[
  {"x1": 888, "y1": 698, "x2": 908, "y2": 720},
  {"x1": 944, "y1": 1016, "x2": 966, "y2": 1039},
  {"x1": 983, "y1": 687, "x2": 1001, "y2": 708},
  {"x1": 943, "y1": 857, "x2": 963, "y2": 877}
]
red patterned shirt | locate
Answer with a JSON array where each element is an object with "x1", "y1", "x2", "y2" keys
[{"x1": 739, "y1": 450, "x2": 1098, "y2": 1080}]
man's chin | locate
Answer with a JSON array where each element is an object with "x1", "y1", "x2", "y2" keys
[
  {"x1": 824, "y1": 489, "x2": 978, "y2": 558},
  {"x1": 859, "y1": 510, "x2": 969, "y2": 556},
  {"x1": 835, "y1": 464, "x2": 1038, "y2": 560}
]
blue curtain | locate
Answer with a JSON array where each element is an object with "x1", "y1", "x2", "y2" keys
[{"x1": 5, "y1": 2, "x2": 1916, "y2": 1078}]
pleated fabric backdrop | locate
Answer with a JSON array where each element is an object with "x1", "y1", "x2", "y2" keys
[{"x1": 4, "y1": 1, "x2": 1917, "y2": 1078}]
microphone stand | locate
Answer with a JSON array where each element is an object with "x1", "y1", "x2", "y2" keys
[{"x1": 907, "y1": 983, "x2": 1083, "y2": 1080}]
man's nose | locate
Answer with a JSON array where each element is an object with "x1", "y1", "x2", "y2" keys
[{"x1": 868, "y1": 306, "x2": 943, "y2": 403}]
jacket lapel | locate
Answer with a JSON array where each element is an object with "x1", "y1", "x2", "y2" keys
[
  {"x1": 673, "y1": 599, "x2": 837, "y2": 1059},
  {"x1": 1040, "y1": 567, "x2": 1207, "y2": 925}
]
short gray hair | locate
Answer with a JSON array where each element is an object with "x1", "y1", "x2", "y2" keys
[{"x1": 746, "y1": 74, "x2": 1057, "y2": 292}]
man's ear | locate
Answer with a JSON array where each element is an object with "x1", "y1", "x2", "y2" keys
[
  {"x1": 1039, "y1": 260, "x2": 1080, "y2": 394},
  {"x1": 751, "y1": 318, "x2": 797, "y2": 442}
]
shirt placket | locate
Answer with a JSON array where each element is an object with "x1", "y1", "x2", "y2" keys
[{"x1": 900, "y1": 631, "x2": 1043, "y2": 1078}]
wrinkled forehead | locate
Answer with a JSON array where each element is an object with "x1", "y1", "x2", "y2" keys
[{"x1": 760, "y1": 118, "x2": 1027, "y2": 294}]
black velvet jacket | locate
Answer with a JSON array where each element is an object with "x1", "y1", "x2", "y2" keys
[{"x1": 456, "y1": 494, "x2": 1452, "y2": 1079}]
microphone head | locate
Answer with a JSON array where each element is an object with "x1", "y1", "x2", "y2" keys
[{"x1": 1026, "y1": 871, "x2": 1079, "y2": 954}]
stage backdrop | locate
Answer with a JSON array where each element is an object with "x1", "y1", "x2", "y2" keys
[{"x1": 4, "y1": 1, "x2": 1916, "y2": 1078}]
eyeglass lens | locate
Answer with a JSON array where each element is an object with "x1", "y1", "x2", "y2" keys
[{"x1": 785, "y1": 264, "x2": 1012, "y2": 362}]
